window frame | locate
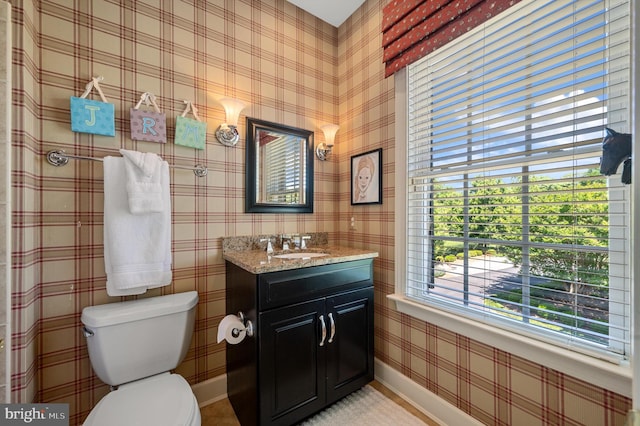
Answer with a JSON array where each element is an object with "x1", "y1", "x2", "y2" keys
[
  {"x1": 390, "y1": 55, "x2": 632, "y2": 396},
  {"x1": 404, "y1": 3, "x2": 632, "y2": 359}
]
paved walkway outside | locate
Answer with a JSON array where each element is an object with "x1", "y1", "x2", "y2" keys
[
  {"x1": 433, "y1": 256, "x2": 520, "y2": 307},
  {"x1": 436, "y1": 256, "x2": 514, "y2": 276}
]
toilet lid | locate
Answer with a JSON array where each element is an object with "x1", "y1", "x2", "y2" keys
[{"x1": 83, "y1": 373, "x2": 198, "y2": 426}]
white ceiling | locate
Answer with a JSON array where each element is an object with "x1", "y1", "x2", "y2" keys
[{"x1": 286, "y1": 0, "x2": 366, "y2": 27}]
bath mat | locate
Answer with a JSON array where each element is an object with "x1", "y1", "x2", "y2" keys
[{"x1": 299, "y1": 385, "x2": 427, "y2": 425}]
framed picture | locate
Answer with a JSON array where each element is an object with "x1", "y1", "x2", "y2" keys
[{"x1": 351, "y1": 148, "x2": 382, "y2": 205}]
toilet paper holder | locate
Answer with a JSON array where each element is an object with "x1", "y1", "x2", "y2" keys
[{"x1": 236, "y1": 311, "x2": 254, "y2": 338}]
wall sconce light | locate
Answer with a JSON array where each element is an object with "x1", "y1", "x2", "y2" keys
[
  {"x1": 316, "y1": 124, "x2": 339, "y2": 161},
  {"x1": 216, "y1": 97, "x2": 247, "y2": 147}
]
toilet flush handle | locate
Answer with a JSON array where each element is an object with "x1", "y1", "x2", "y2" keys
[{"x1": 82, "y1": 326, "x2": 94, "y2": 338}]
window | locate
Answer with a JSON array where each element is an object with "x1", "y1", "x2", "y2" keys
[
  {"x1": 403, "y1": 0, "x2": 630, "y2": 360},
  {"x1": 260, "y1": 134, "x2": 306, "y2": 204}
]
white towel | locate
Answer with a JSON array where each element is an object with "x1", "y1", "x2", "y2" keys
[
  {"x1": 103, "y1": 155, "x2": 172, "y2": 296},
  {"x1": 119, "y1": 149, "x2": 164, "y2": 214}
]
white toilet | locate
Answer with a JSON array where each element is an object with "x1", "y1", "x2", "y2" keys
[{"x1": 81, "y1": 291, "x2": 201, "y2": 426}]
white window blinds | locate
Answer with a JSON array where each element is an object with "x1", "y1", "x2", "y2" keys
[
  {"x1": 260, "y1": 135, "x2": 307, "y2": 204},
  {"x1": 406, "y1": 0, "x2": 630, "y2": 358}
]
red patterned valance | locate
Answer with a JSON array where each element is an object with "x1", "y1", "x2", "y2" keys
[{"x1": 382, "y1": 0, "x2": 521, "y2": 77}]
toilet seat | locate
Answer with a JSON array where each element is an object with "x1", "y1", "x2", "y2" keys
[{"x1": 83, "y1": 373, "x2": 200, "y2": 426}]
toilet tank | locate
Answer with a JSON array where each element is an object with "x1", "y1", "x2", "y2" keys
[{"x1": 81, "y1": 291, "x2": 198, "y2": 386}]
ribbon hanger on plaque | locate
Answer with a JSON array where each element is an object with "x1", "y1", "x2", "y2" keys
[
  {"x1": 174, "y1": 100, "x2": 207, "y2": 150},
  {"x1": 130, "y1": 92, "x2": 167, "y2": 143},
  {"x1": 70, "y1": 76, "x2": 116, "y2": 136}
]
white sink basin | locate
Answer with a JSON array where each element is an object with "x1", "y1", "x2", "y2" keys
[{"x1": 273, "y1": 252, "x2": 329, "y2": 260}]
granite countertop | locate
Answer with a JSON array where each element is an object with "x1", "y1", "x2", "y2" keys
[{"x1": 223, "y1": 245, "x2": 379, "y2": 274}]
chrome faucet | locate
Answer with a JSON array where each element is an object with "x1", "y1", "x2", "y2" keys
[
  {"x1": 279, "y1": 234, "x2": 310, "y2": 250},
  {"x1": 280, "y1": 234, "x2": 291, "y2": 251},
  {"x1": 260, "y1": 238, "x2": 274, "y2": 254},
  {"x1": 281, "y1": 234, "x2": 302, "y2": 250},
  {"x1": 301, "y1": 235, "x2": 311, "y2": 250}
]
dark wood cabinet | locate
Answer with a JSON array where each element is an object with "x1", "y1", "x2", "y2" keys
[
  {"x1": 325, "y1": 287, "x2": 374, "y2": 404},
  {"x1": 259, "y1": 298, "x2": 327, "y2": 425},
  {"x1": 225, "y1": 259, "x2": 374, "y2": 426}
]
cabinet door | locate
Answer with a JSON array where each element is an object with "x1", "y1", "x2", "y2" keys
[
  {"x1": 259, "y1": 298, "x2": 327, "y2": 425},
  {"x1": 325, "y1": 286, "x2": 374, "y2": 404}
]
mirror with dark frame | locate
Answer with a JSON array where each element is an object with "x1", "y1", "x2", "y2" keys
[{"x1": 245, "y1": 118, "x2": 314, "y2": 213}]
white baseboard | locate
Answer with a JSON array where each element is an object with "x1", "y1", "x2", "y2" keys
[
  {"x1": 191, "y1": 374, "x2": 227, "y2": 407},
  {"x1": 374, "y1": 358, "x2": 482, "y2": 426},
  {"x1": 191, "y1": 360, "x2": 482, "y2": 425}
]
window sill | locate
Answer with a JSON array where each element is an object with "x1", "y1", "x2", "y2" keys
[{"x1": 387, "y1": 293, "x2": 632, "y2": 398}]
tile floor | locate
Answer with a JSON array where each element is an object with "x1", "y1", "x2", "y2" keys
[{"x1": 199, "y1": 380, "x2": 439, "y2": 425}]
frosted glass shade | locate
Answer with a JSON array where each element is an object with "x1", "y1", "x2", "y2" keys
[
  {"x1": 320, "y1": 124, "x2": 340, "y2": 147},
  {"x1": 219, "y1": 98, "x2": 247, "y2": 127}
]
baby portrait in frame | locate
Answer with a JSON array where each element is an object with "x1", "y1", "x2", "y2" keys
[{"x1": 351, "y1": 148, "x2": 382, "y2": 205}]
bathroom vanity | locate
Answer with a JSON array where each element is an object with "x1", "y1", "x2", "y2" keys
[{"x1": 223, "y1": 241, "x2": 377, "y2": 426}]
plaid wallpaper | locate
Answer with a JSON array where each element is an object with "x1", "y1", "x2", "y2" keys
[
  {"x1": 0, "y1": 0, "x2": 9, "y2": 403},
  {"x1": 8, "y1": 0, "x2": 631, "y2": 425}
]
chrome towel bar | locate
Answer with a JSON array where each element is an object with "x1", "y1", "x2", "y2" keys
[{"x1": 45, "y1": 149, "x2": 208, "y2": 177}]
